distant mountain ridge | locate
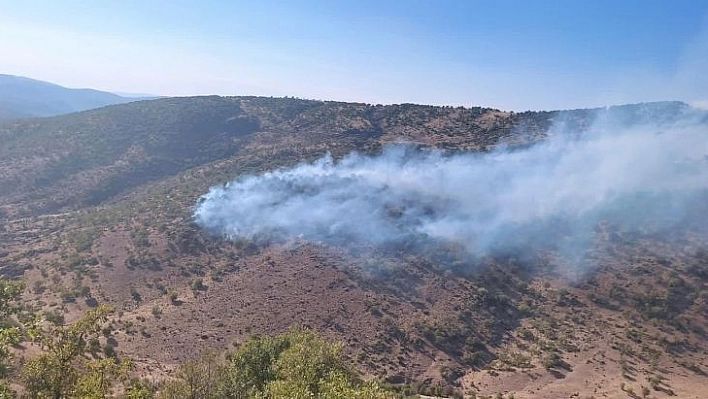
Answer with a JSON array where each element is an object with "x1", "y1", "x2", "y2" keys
[{"x1": 0, "y1": 74, "x2": 153, "y2": 122}]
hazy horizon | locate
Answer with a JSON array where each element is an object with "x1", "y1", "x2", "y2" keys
[{"x1": 2, "y1": 1, "x2": 708, "y2": 111}]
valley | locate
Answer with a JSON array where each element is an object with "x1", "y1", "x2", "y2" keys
[{"x1": 0, "y1": 97, "x2": 706, "y2": 398}]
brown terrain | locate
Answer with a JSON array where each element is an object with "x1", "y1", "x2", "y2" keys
[{"x1": 0, "y1": 97, "x2": 706, "y2": 398}]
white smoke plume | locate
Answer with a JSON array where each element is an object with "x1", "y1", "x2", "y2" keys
[{"x1": 194, "y1": 106, "x2": 708, "y2": 266}]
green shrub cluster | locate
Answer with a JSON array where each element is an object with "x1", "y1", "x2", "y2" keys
[
  {"x1": 0, "y1": 277, "x2": 396, "y2": 398},
  {"x1": 160, "y1": 329, "x2": 395, "y2": 399}
]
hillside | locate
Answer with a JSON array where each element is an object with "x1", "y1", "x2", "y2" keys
[
  {"x1": 0, "y1": 97, "x2": 706, "y2": 398},
  {"x1": 0, "y1": 74, "x2": 148, "y2": 122}
]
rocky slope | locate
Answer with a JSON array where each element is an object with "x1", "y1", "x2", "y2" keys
[{"x1": 0, "y1": 97, "x2": 705, "y2": 398}]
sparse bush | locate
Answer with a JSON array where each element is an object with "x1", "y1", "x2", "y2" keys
[
  {"x1": 32, "y1": 281, "x2": 46, "y2": 294},
  {"x1": 191, "y1": 278, "x2": 207, "y2": 292},
  {"x1": 130, "y1": 286, "x2": 142, "y2": 302},
  {"x1": 43, "y1": 309, "x2": 65, "y2": 326},
  {"x1": 103, "y1": 343, "x2": 117, "y2": 359},
  {"x1": 88, "y1": 338, "x2": 101, "y2": 355},
  {"x1": 517, "y1": 327, "x2": 534, "y2": 341},
  {"x1": 542, "y1": 352, "x2": 564, "y2": 370}
]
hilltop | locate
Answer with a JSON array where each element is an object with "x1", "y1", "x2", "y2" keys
[
  {"x1": 0, "y1": 96, "x2": 705, "y2": 398},
  {"x1": 0, "y1": 96, "x2": 692, "y2": 218}
]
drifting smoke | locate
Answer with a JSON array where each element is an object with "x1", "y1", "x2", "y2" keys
[{"x1": 194, "y1": 106, "x2": 708, "y2": 267}]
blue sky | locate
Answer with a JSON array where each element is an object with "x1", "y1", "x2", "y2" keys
[{"x1": 1, "y1": 0, "x2": 707, "y2": 110}]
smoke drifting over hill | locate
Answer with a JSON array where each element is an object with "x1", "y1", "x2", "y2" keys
[{"x1": 195, "y1": 108, "x2": 708, "y2": 269}]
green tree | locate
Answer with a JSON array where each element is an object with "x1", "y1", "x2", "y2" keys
[
  {"x1": 260, "y1": 329, "x2": 393, "y2": 398},
  {"x1": 125, "y1": 380, "x2": 156, "y2": 399},
  {"x1": 263, "y1": 329, "x2": 345, "y2": 397},
  {"x1": 221, "y1": 334, "x2": 290, "y2": 397},
  {"x1": 0, "y1": 277, "x2": 24, "y2": 395},
  {"x1": 22, "y1": 304, "x2": 130, "y2": 398},
  {"x1": 270, "y1": 369, "x2": 391, "y2": 399},
  {"x1": 160, "y1": 329, "x2": 395, "y2": 399},
  {"x1": 159, "y1": 351, "x2": 224, "y2": 399},
  {"x1": 74, "y1": 358, "x2": 133, "y2": 398}
]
